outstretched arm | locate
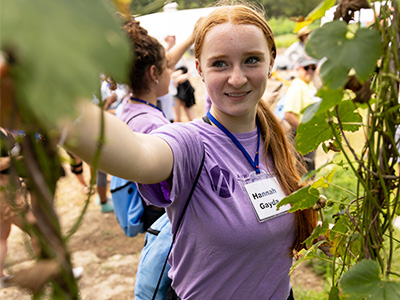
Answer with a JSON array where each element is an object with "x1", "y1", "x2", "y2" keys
[{"x1": 62, "y1": 100, "x2": 173, "y2": 184}]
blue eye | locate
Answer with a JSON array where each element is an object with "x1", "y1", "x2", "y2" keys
[
  {"x1": 212, "y1": 60, "x2": 226, "y2": 68},
  {"x1": 246, "y1": 56, "x2": 260, "y2": 64}
]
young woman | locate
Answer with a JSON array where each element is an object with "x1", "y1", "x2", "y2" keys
[
  {"x1": 113, "y1": 17, "x2": 200, "y2": 231},
  {"x1": 61, "y1": 3, "x2": 317, "y2": 299}
]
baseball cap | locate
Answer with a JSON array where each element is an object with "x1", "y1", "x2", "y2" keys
[{"x1": 297, "y1": 56, "x2": 318, "y2": 68}]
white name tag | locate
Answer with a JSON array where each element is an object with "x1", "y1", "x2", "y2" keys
[{"x1": 244, "y1": 177, "x2": 291, "y2": 222}]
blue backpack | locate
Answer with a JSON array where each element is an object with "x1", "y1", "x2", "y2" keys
[
  {"x1": 110, "y1": 113, "x2": 150, "y2": 237},
  {"x1": 110, "y1": 176, "x2": 144, "y2": 237},
  {"x1": 134, "y1": 213, "x2": 172, "y2": 300}
]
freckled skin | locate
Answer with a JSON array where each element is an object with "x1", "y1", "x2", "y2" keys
[{"x1": 195, "y1": 23, "x2": 272, "y2": 133}]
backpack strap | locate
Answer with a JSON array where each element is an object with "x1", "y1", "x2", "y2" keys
[{"x1": 152, "y1": 143, "x2": 205, "y2": 300}]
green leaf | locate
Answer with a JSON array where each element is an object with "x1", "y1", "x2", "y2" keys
[
  {"x1": 289, "y1": 241, "x2": 324, "y2": 275},
  {"x1": 304, "y1": 220, "x2": 330, "y2": 248},
  {"x1": 311, "y1": 169, "x2": 336, "y2": 189},
  {"x1": 294, "y1": 0, "x2": 336, "y2": 33},
  {"x1": 305, "y1": 0, "x2": 336, "y2": 21},
  {"x1": 133, "y1": 0, "x2": 167, "y2": 16},
  {"x1": 340, "y1": 260, "x2": 400, "y2": 300},
  {"x1": 335, "y1": 100, "x2": 363, "y2": 132},
  {"x1": 314, "y1": 87, "x2": 345, "y2": 116},
  {"x1": 296, "y1": 112, "x2": 338, "y2": 155},
  {"x1": 278, "y1": 185, "x2": 319, "y2": 212},
  {"x1": 296, "y1": 99, "x2": 361, "y2": 155},
  {"x1": 1, "y1": 0, "x2": 131, "y2": 128},
  {"x1": 329, "y1": 215, "x2": 351, "y2": 241},
  {"x1": 306, "y1": 21, "x2": 382, "y2": 89},
  {"x1": 329, "y1": 286, "x2": 340, "y2": 300}
]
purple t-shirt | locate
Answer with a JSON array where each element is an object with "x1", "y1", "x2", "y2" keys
[
  {"x1": 118, "y1": 101, "x2": 170, "y2": 133},
  {"x1": 138, "y1": 119, "x2": 295, "y2": 300}
]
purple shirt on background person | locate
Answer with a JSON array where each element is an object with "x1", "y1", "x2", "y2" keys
[
  {"x1": 118, "y1": 99, "x2": 170, "y2": 133},
  {"x1": 138, "y1": 119, "x2": 295, "y2": 300},
  {"x1": 118, "y1": 99, "x2": 170, "y2": 207}
]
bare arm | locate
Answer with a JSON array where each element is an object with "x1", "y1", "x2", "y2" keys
[
  {"x1": 166, "y1": 18, "x2": 203, "y2": 68},
  {"x1": 166, "y1": 35, "x2": 194, "y2": 69},
  {"x1": 62, "y1": 100, "x2": 173, "y2": 184},
  {"x1": 284, "y1": 111, "x2": 300, "y2": 131}
]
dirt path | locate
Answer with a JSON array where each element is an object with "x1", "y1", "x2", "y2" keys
[{"x1": 1, "y1": 66, "x2": 326, "y2": 299}]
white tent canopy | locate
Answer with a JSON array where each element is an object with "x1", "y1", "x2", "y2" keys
[{"x1": 136, "y1": 2, "x2": 217, "y2": 45}]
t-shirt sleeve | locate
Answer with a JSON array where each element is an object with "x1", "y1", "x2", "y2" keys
[
  {"x1": 283, "y1": 80, "x2": 303, "y2": 116},
  {"x1": 138, "y1": 123, "x2": 203, "y2": 208}
]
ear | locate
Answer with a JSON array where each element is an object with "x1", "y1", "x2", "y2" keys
[
  {"x1": 148, "y1": 65, "x2": 158, "y2": 82},
  {"x1": 269, "y1": 58, "x2": 275, "y2": 77},
  {"x1": 195, "y1": 59, "x2": 203, "y2": 78}
]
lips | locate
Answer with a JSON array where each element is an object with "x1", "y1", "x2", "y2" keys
[{"x1": 225, "y1": 91, "x2": 250, "y2": 97}]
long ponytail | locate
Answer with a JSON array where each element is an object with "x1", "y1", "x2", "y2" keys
[{"x1": 257, "y1": 100, "x2": 318, "y2": 254}]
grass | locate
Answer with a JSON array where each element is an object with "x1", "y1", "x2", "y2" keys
[
  {"x1": 293, "y1": 284, "x2": 330, "y2": 300},
  {"x1": 274, "y1": 34, "x2": 297, "y2": 49}
]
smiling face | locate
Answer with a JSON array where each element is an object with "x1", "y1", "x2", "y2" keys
[{"x1": 196, "y1": 23, "x2": 272, "y2": 126}]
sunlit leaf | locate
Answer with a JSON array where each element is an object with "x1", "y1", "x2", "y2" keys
[
  {"x1": 296, "y1": 112, "x2": 338, "y2": 155},
  {"x1": 289, "y1": 241, "x2": 324, "y2": 275},
  {"x1": 340, "y1": 260, "x2": 400, "y2": 300},
  {"x1": 278, "y1": 185, "x2": 319, "y2": 212},
  {"x1": 306, "y1": 21, "x2": 382, "y2": 89},
  {"x1": 294, "y1": 0, "x2": 336, "y2": 32},
  {"x1": 1, "y1": 0, "x2": 131, "y2": 128}
]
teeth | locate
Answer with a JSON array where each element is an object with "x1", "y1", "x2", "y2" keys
[{"x1": 227, "y1": 92, "x2": 248, "y2": 97}]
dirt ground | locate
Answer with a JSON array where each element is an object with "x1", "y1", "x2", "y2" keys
[{"x1": 0, "y1": 64, "x2": 327, "y2": 299}]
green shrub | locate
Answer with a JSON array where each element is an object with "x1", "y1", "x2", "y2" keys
[
  {"x1": 268, "y1": 17, "x2": 297, "y2": 36},
  {"x1": 274, "y1": 34, "x2": 297, "y2": 48}
]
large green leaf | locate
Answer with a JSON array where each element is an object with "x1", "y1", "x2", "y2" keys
[
  {"x1": 334, "y1": 100, "x2": 362, "y2": 132},
  {"x1": 296, "y1": 99, "x2": 361, "y2": 155},
  {"x1": 1, "y1": 0, "x2": 131, "y2": 128},
  {"x1": 340, "y1": 260, "x2": 400, "y2": 300},
  {"x1": 296, "y1": 111, "x2": 338, "y2": 155},
  {"x1": 306, "y1": 21, "x2": 382, "y2": 89},
  {"x1": 277, "y1": 185, "x2": 319, "y2": 212}
]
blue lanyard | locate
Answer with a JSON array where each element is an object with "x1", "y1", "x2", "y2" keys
[
  {"x1": 207, "y1": 111, "x2": 261, "y2": 174},
  {"x1": 130, "y1": 97, "x2": 166, "y2": 117}
]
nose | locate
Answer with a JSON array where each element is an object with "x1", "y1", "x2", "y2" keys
[{"x1": 228, "y1": 65, "x2": 247, "y2": 87}]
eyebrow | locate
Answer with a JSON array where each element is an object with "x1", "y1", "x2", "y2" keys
[{"x1": 208, "y1": 50, "x2": 266, "y2": 61}]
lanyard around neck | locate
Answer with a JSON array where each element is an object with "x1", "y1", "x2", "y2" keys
[
  {"x1": 206, "y1": 111, "x2": 261, "y2": 174},
  {"x1": 130, "y1": 97, "x2": 165, "y2": 117}
]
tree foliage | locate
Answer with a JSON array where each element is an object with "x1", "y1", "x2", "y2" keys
[
  {"x1": 278, "y1": 0, "x2": 400, "y2": 298},
  {"x1": 129, "y1": 0, "x2": 322, "y2": 18}
]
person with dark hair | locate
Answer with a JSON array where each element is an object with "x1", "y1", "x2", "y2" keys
[
  {"x1": 41, "y1": 2, "x2": 318, "y2": 299},
  {"x1": 114, "y1": 17, "x2": 197, "y2": 229}
]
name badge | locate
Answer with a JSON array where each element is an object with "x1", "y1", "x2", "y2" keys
[{"x1": 239, "y1": 171, "x2": 291, "y2": 222}]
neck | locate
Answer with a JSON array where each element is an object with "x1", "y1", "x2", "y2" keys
[
  {"x1": 209, "y1": 107, "x2": 257, "y2": 133},
  {"x1": 130, "y1": 92, "x2": 158, "y2": 106}
]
